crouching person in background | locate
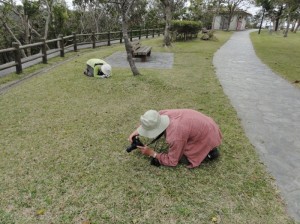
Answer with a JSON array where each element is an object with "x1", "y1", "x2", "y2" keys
[{"x1": 84, "y1": 58, "x2": 112, "y2": 78}]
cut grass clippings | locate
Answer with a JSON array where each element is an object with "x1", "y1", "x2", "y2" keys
[
  {"x1": 0, "y1": 32, "x2": 296, "y2": 223},
  {"x1": 250, "y1": 30, "x2": 300, "y2": 88}
]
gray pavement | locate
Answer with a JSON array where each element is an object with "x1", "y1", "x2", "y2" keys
[
  {"x1": 213, "y1": 29, "x2": 300, "y2": 222},
  {"x1": 105, "y1": 51, "x2": 174, "y2": 69}
]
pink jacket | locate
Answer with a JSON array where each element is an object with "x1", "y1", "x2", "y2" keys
[{"x1": 156, "y1": 109, "x2": 222, "y2": 168}]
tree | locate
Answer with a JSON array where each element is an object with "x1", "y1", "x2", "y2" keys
[
  {"x1": 72, "y1": 0, "x2": 122, "y2": 34},
  {"x1": 0, "y1": 0, "x2": 41, "y2": 56},
  {"x1": 206, "y1": 0, "x2": 224, "y2": 30},
  {"x1": 221, "y1": 0, "x2": 253, "y2": 31},
  {"x1": 112, "y1": 0, "x2": 140, "y2": 76},
  {"x1": 160, "y1": 0, "x2": 172, "y2": 46},
  {"x1": 293, "y1": 18, "x2": 300, "y2": 32},
  {"x1": 256, "y1": 0, "x2": 272, "y2": 34},
  {"x1": 159, "y1": 0, "x2": 188, "y2": 46},
  {"x1": 261, "y1": 0, "x2": 287, "y2": 32},
  {"x1": 143, "y1": 0, "x2": 162, "y2": 28},
  {"x1": 283, "y1": 0, "x2": 300, "y2": 37},
  {"x1": 186, "y1": 0, "x2": 204, "y2": 21},
  {"x1": 51, "y1": 4, "x2": 70, "y2": 37}
]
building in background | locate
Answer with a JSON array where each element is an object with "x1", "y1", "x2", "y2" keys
[{"x1": 212, "y1": 11, "x2": 252, "y2": 31}]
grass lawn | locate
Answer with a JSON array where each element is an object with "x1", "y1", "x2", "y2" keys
[
  {"x1": 0, "y1": 32, "x2": 296, "y2": 223},
  {"x1": 0, "y1": 49, "x2": 90, "y2": 87},
  {"x1": 250, "y1": 30, "x2": 300, "y2": 88}
]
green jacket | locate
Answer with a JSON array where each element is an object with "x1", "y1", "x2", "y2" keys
[{"x1": 86, "y1": 59, "x2": 108, "y2": 78}]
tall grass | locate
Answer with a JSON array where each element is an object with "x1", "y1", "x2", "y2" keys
[
  {"x1": 0, "y1": 32, "x2": 296, "y2": 223},
  {"x1": 250, "y1": 30, "x2": 300, "y2": 87}
]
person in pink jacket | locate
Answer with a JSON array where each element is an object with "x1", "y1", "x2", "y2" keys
[{"x1": 128, "y1": 109, "x2": 222, "y2": 168}]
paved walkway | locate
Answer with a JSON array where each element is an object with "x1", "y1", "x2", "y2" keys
[
  {"x1": 213, "y1": 30, "x2": 300, "y2": 221},
  {"x1": 105, "y1": 52, "x2": 174, "y2": 69}
]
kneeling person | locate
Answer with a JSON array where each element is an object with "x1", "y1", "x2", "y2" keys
[
  {"x1": 128, "y1": 109, "x2": 223, "y2": 168},
  {"x1": 84, "y1": 59, "x2": 112, "y2": 78}
]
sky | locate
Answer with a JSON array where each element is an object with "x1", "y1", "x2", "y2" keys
[{"x1": 245, "y1": 6, "x2": 261, "y2": 15}]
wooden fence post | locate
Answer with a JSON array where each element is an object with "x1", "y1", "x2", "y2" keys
[
  {"x1": 139, "y1": 29, "x2": 141, "y2": 39},
  {"x1": 41, "y1": 38, "x2": 47, "y2": 64},
  {"x1": 120, "y1": 31, "x2": 123, "y2": 43},
  {"x1": 72, "y1": 32, "x2": 77, "y2": 52},
  {"x1": 158, "y1": 28, "x2": 160, "y2": 36},
  {"x1": 92, "y1": 32, "x2": 96, "y2": 48},
  {"x1": 107, "y1": 31, "x2": 111, "y2": 46},
  {"x1": 146, "y1": 28, "x2": 149, "y2": 38},
  {"x1": 12, "y1": 42, "x2": 22, "y2": 74},
  {"x1": 59, "y1": 34, "x2": 64, "y2": 57},
  {"x1": 152, "y1": 28, "x2": 155, "y2": 38},
  {"x1": 130, "y1": 30, "x2": 133, "y2": 41}
]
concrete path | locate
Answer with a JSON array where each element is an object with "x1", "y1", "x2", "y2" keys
[
  {"x1": 213, "y1": 30, "x2": 300, "y2": 221},
  {"x1": 105, "y1": 52, "x2": 174, "y2": 69}
]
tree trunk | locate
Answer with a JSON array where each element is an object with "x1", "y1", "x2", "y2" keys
[
  {"x1": 3, "y1": 22, "x2": 27, "y2": 58},
  {"x1": 294, "y1": 18, "x2": 300, "y2": 33},
  {"x1": 258, "y1": 9, "x2": 265, "y2": 34},
  {"x1": 283, "y1": 4, "x2": 290, "y2": 37},
  {"x1": 43, "y1": 0, "x2": 52, "y2": 40},
  {"x1": 211, "y1": 0, "x2": 221, "y2": 30},
  {"x1": 274, "y1": 5, "x2": 283, "y2": 31},
  {"x1": 290, "y1": 19, "x2": 296, "y2": 32},
  {"x1": 161, "y1": 0, "x2": 172, "y2": 47},
  {"x1": 225, "y1": 4, "x2": 236, "y2": 32},
  {"x1": 226, "y1": 14, "x2": 233, "y2": 31},
  {"x1": 121, "y1": 1, "x2": 140, "y2": 76},
  {"x1": 23, "y1": 15, "x2": 31, "y2": 56}
]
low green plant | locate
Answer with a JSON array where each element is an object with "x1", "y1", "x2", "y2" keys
[
  {"x1": 170, "y1": 20, "x2": 202, "y2": 34},
  {"x1": 170, "y1": 20, "x2": 202, "y2": 41},
  {"x1": 201, "y1": 30, "x2": 218, "y2": 41}
]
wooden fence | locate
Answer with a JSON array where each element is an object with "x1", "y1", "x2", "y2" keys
[{"x1": 0, "y1": 28, "x2": 163, "y2": 74}]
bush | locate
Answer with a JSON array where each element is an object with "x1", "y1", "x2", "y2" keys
[
  {"x1": 170, "y1": 20, "x2": 202, "y2": 34},
  {"x1": 201, "y1": 30, "x2": 218, "y2": 41},
  {"x1": 170, "y1": 20, "x2": 202, "y2": 41}
]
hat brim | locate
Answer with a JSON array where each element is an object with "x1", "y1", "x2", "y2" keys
[
  {"x1": 101, "y1": 64, "x2": 111, "y2": 76},
  {"x1": 102, "y1": 70, "x2": 110, "y2": 76},
  {"x1": 137, "y1": 115, "x2": 170, "y2": 139}
]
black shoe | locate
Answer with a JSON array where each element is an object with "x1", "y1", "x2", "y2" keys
[
  {"x1": 179, "y1": 155, "x2": 190, "y2": 165},
  {"x1": 206, "y1": 148, "x2": 220, "y2": 160}
]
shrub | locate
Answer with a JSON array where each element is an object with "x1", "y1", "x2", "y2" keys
[
  {"x1": 201, "y1": 30, "x2": 218, "y2": 41},
  {"x1": 170, "y1": 20, "x2": 202, "y2": 41}
]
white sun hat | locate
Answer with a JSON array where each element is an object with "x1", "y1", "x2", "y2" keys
[
  {"x1": 101, "y1": 64, "x2": 112, "y2": 76},
  {"x1": 137, "y1": 110, "x2": 170, "y2": 139}
]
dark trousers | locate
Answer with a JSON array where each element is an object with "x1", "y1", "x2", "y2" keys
[
  {"x1": 179, "y1": 148, "x2": 220, "y2": 165},
  {"x1": 84, "y1": 65, "x2": 94, "y2": 77}
]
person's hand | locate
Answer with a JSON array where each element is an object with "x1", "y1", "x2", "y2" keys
[
  {"x1": 137, "y1": 145, "x2": 155, "y2": 157},
  {"x1": 128, "y1": 129, "x2": 139, "y2": 143}
]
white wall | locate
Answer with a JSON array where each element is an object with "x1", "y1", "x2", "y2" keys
[{"x1": 213, "y1": 15, "x2": 248, "y2": 30}]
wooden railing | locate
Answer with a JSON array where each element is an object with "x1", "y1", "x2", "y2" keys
[{"x1": 0, "y1": 28, "x2": 163, "y2": 74}]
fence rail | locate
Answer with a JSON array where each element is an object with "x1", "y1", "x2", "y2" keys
[{"x1": 0, "y1": 28, "x2": 163, "y2": 75}]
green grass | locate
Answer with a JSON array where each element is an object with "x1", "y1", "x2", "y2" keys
[
  {"x1": 0, "y1": 33, "x2": 296, "y2": 223},
  {"x1": 250, "y1": 30, "x2": 300, "y2": 87},
  {"x1": 0, "y1": 49, "x2": 95, "y2": 86}
]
